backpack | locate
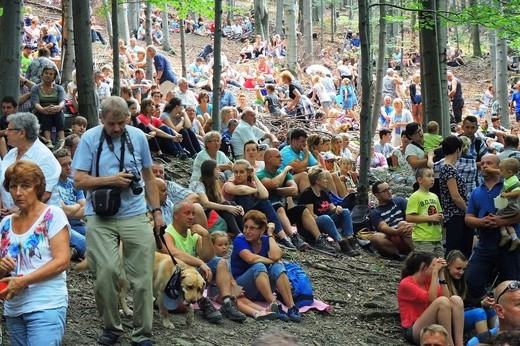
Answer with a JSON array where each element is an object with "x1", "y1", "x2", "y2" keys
[{"x1": 279, "y1": 262, "x2": 314, "y2": 308}]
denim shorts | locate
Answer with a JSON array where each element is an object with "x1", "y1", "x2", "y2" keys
[{"x1": 403, "y1": 325, "x2": 415, "y2": 344}]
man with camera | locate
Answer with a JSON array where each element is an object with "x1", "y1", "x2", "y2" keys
[{"x1": 73, "y1": 96, "x2": 163, "y2": 346}]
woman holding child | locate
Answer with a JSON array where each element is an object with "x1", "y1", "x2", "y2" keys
[{"x1": 397, "y1": 251, "x2": 464, "y2": 346}]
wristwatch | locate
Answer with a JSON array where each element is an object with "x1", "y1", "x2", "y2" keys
[{"x1": 151, "y1": 208, "x2": 162, "y2": 214}]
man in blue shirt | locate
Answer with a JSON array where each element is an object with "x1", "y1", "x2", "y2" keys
[
  {"x1": 147, "y1": 45, "x2": 178, "y2": 95},
  {"x1": 509, "y1": 81, "x2": 520, "y2": 125},
  {"x1": 40, "y1": 25, "x2": 59, "y2": 57}
]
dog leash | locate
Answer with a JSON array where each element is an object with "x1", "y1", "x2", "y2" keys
[{"x1": 155, "y1": 225, "x2": 178, "y2": 266}]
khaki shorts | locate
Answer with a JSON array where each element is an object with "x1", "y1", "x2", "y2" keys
[{"x1": 413, "y1": 240, "x2": 444, "y2": 257}]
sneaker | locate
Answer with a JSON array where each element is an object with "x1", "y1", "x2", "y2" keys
[
  {"x1": 254, "y1": 309, "x2": 278, "y2": 321},
  {"x1": 132, "y1": 340, "x2": 153, "y2": 346},
  {"x1": 287, "y1": 305, "x2": 302, "y2": 323},
  {"x1": 500, "y1": 234, "x2": 511, "y2": 247},
  {"x1": 314, "y1": 235, "x2": 336, "y2": 253},
  {"x1": 290, "y1": 233, "x2": 310, "y2": 251},
  {"x1": 509, "y1": 238, "x2": 520, "y2": 251},
  {"x1": 339, "y1": 239, "x2": 361, "y2": 257},
  {"x1": 97, "y1": 331, "x2": 120, "y2": 345},
  {"x1": 198, "y1": 297, "x2": 222, "y2": 323},
  {"x1": 220, "y1": 297, "x2": 247, "y2": 322},
  {"x1": 272, "y1": 303, "x2": 289, "y2": 322},
  {"x1": 278, "y1": 237, "x2": 296, "y2": 250}
]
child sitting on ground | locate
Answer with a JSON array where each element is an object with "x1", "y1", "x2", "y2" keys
[
  {"x1": 210, "y1": 232, "x2": 278, "y2": 320},
  {"x1": 496, "y1": 158, "x2": 520, "y2": 251},
  {"x1": 405, "y1": 167, "x2": 444, "y2": 257},
  {"x1": 423, "y1": 121, "x2": 443, "y2": 153},
  {"x1": 338, "y1": 158, "x2": 358, "y2": 194},
  {"x1": 264, "y1": 84, "x2": 283, "y2": 116}
]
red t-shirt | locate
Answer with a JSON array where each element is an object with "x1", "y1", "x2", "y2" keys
[
  {"x1": 137, "y1": 114, "x2": 163, "y2": 128},
  {"x1": 397, "y1": 275, "x2": 441, "y2": 328}
]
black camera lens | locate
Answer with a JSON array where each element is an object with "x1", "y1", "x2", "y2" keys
[{"x1": 128, "y1": 171, "x2": 143, "y2": 195}]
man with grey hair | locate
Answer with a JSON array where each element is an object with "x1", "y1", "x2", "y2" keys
[
  {"x1": 382, "y1": 68, "x2": 399, "y2": 99},
  {"x1": 0, "y1": 112, "x2": 61, "y2": 215},
  {"x1": 73, "y1": 96, "x2": 163, "y2": 346},
  {"x1": 176, "y1": 77, "x2": 198, "y2": 108},
  {"x1": 231, "y1": 107, "x2": 279, "y2": 159},
  {"x1": 146, "y1": 45, "x2": 178, "y2": 95},
  {"x1": 420, "y1": 324, "x2": 449, "y2": 346}
]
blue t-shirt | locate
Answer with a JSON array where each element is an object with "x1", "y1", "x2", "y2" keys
[
  {"x1": 280, "y1": 145, "x2": 318, "y2": 169},
  {"x1": 512, "y1": 91, "x2": 520, "y2": 113},
  {"x1": 71, "y1": 125, "x2": 152, "y2": 218},
  {"x1": 467, "y1": 180, "x2": 520, "y2": 248},
  {"x1": 231, "y1": 234, "x2": 269, "y2": 278},
  {"x1": 154, "y1": 53, "x2": 177, "y2": 84},
  {"x1": 56, "y1": 178, "x2": 85, "y2": 228}
]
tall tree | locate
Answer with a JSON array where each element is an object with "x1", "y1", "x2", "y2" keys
[
  {"x1": 303, "y1": 0, "x2": 313, "y2": 56},
  {"x1": 117, "y1": 1, "x2": 130, "y2": 44},
  {"x1": 437, "y1": 0, "x2": 449, "y2": 135},
  {"x1": 180, "y1": 18, "x2": 187, "y2": 78},
  {"x1": 0, "y1": 0, "x2": 23, "y2": 103},
  {"x1": 101, "y1": 0, "x2": 113, "y2": 47},
  {"x1": 111, "y1": 0, "x2": 121, "y2": 96},
  {"x1": 357, "y1": 0, "x2": 373, "y2": 205},
  {"x1": 371, "y1": 0, "x2": 387, "y2": 136},
  {"x1": 127, "y1": 0, "x2": 140, "y2": 35},
  {"x1": 495, "y1": 1, "x2": 508, "y2": 127},
  {"x1": 254, "y1": 0, "x2": 269, "y2": 40},
  {"x1": 72, "y1": 0, "x2": 97, "y2": 128},
  {"x1": 145, "y1": 2, "x2": 154, "y2": 80},
  {"x1": 284, "y1": 0, "x2": 298, "y2": 76},
  {"x1": 161, "y1": 5, "x2": 171, "y2": 51},
  {"x1": 275, "y1": 0, "x2": 283, "y2": 35},
  {"x1": 61, "y1": 0, "x2": 76, "y2": 87},
  {"x1": 212, "y1": 0, "x2": 223, "y2": 130},
  {"x1": 468, "y1": 0, "x2": 481, "y2": 56}
]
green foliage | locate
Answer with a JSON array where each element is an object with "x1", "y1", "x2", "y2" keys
[{"x1": 149, "y1": 0, "x2": 215, "y2": 19}]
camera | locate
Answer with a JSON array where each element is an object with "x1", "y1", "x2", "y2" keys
[{"x1": 128, "y1": 171, "x2": 143, "y2": 195}]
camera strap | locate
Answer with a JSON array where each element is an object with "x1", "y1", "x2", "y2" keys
[{"x1": 95, "y1": 129, "x2": 126, "y2": 177}]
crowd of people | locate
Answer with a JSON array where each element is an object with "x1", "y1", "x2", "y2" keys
[{"x1": 0, "y1": 4, "x2": 519, "y2": 346}]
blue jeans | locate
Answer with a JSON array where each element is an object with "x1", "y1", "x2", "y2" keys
[
  {"x1": 6, "y1": 306, "x2": 66, "y2": 346},
  {"x1": 464, "y1": 307, "x2": 496, "y2": 332},
  {"x1": 233, "y1": 196, "x2": 283, "y2": 233},
  {"x1": 235, "y1": 262, "x2": 286, "y2": 301},
  {"x1": 70, "y1": 228, "x2": 86, "y2": 258},
  {"x1": 315, "y1": 209, "x2": 354, "y2": 241}
]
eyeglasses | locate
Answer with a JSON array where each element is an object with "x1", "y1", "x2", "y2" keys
[
  {"x1": 243, "y1": 225, "x2": 260, "y2": 231},
  {"x1": 496, "y1": 280, "x2": 519, "y2": 304},
  {"x1": 377, "y1": 188, "x2": 391, "y2": 194}
]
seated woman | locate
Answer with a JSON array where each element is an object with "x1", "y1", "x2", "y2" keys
[
  {"x1": 442, "y1": 250, "x2": 496, "y2": 335},
  {"x1": 405, "y1": 122, "x2": 433, "y2": 171},
  {"x1": 299, "y1": 167, "x2": 360, "y2": 256},
  {"x1": 244, "y1": 140, "x2": 265, "y2": 171},
  {"x1": 356, "y1": 145, "x2": 388, "y2": 169},
  {"x1": 252, "y1": 35, "x2": 266, "y2": 58},
  {"x1": 196, "y1": 90, "x2": 213, "y2": 124},
  {"x1": 0, "y1": 161, "x2": 70, "y2": 345},
  {"x1": 159, "y1": 97, "x2": 202, "y2": 157},
  {"x1": 191, "y1": 131, "x2": 233, "y2": 182},
  {"x1": 397, "y1": 251, "x2": 464, "y2": 346},
  {"x1": 230, "y1": 210, "x2": 301, "y2": 322},
  {"x1": 239, "y1": 39, "x2": 254, "y2": 63},
  {"x1": 307, "y1": 134, "x2": 345, "y2": 196},
  {"x1": 190, "y1": 159, "x2": 244, "y2": 237},
  {"x1": 222, "y1": 160, "x2": 296, "y2": 250}
]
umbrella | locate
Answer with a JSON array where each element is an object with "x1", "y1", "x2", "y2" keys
[{"x1": 305, "y1": 64, "x2": 332, "y2": 76}]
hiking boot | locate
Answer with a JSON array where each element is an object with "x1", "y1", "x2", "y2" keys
[
  {"x1": 287, "y1": 305, "x2": 302, "y2": 323},
  {"x1": 339, "y1": 239, "x2": 360, "y2": 257},
  {"x1": 97, "y1": 331, "x2": 119, "y2": 345},
  {"x1": 314, "y1": 235, "x2": 336, "y2": 253},
  {"x1": 347, "y1": 237, "x2": 359, "y2": 249},
  {"x1": 500, "y1": 234, "x2": 511, "y2": 247},
  {"x1": 290, "y1": 233, "x2": 310, "y2": 251},
  {"x1": 271, "y1": 303, "x2": 289, "y2": 322},
  {"x1": 198, "y1": 297, "x2": 222, "y2": 323},
  {"x1": 220, "y1": 297, "x2": 247, "y2": 322},
  {"x1": 509, "y1": 238, "x2": 520, "y2": 251},
  {"x1": 278, "y1": 237, "x2": 296, "y2": 250}
]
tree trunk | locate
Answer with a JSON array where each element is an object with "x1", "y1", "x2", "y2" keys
[
  {"x1": 145, "y1": 2, "x2": 153, "y2": 80},
  {"x1": 419, "y1": 0, "x2": 444, "y2": 132},
  {"x1": 117, "y1": 2, "x2": 130, "y2": 44},
  {"x1": 127, "y1": 0, "x2": 139, "y2": 36},
  {"x1": 162, "y1": 6, "x2": 171, "y2": 51},
  {"x1": 436, "y1": 0, "x2": 449, "y2": 135},
  {"x1": 227, "y1": 0, "x2": 234, "y2": 22},
  {"x1": 275, "y1": 0, "x2": 283, "y2": 35},
  {"x1": 72, "y1": 0, "x2": 97, "y2": 128},
  {"x1": 489, "y1": 29, "x2": 497, "y2": 102},
  {"x1": 254, "y1": 0, "x2": 269, "y2": 41},
  {"x1": 212, "y1": 0, "x2": 223, "y2": 131},
  {"x1": 101, "y1": 0, "x2": 113, "y2": 48},
  {"x1": 298, "y1": 0, "x2": 304, "y2": 34},
  {"x1": 284, "y1": 0, "x2": 298, "y2": 76},
  {"x1": 111, "y1": 0, "x2": 120, "y2": 96},
  {"x1": 303, "y1": 0, "x2": 313, "y2": 56},
  {"x1": 371, "y1": 0, "x2": 387, "y2": 136},
  {"x1": 496, "y1": 31, "x2": 508, "y2": 126},
  {"x1": 0, "y1": 0, "x2": 23, "y2": 103},
  {"x1": 180, "y1": 19, "x2": 187, "y2": 78},
  {"x1": 469, "y1": 0, "x2": 481, "y2": 57},
  {"x1": 331, "y1": 4, "x2": 336, "y2": 42},
  {"x1": 321, "y1": 0, "x2": 324, "y2": 51},
  {"x1": 61, "y1": 0, "x2": 75, "y2": 87},
  {"x1": 357, "y1": 0, "x2": 373, "y2": 206}
]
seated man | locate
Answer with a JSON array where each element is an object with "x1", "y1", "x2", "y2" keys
[
  {"x1": 369, "y1": 181, "x2": 413, "y2": 260},
  {"x1": 258, "y1": 148, "x2": 335, "y2": 252},
  {"x1": 130, "y1": 68, "x2": 152, "y2": 103},
  {"x1": 159, "y1": 200, "x2": 246, "y2": 322},
  {"x1": 374, "y1": 128, "x2": 395, "y2": 160},
  {"x1": 231, "y1": 107, "x2": 278, "y2": 159}
]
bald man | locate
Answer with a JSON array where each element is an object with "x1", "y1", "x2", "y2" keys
[{"x1": 465, "y1": 155, "x2": 520, "y2": 309}]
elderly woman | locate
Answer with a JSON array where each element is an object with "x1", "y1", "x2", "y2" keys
[
  {"x1": 31, "y1": 65, "x2": 66, "y2": 144},
  {"x1": 389, "y1": 98, "x2": 413, "y2": 147},
  {"x1": 405, "y1": 122, "x2": 433, "y2": 171},
  {"x1": 0, "y1": 161, "x2": 70, "y2": 345},
  {"x1": 230, "y1": 210, "x2": 301, "y2": 322},
  {"x1": 159, "y1": 97, "x2": 202, "y2": 157},
  {"x1": 191, "y1": 131, "x2": 233, "y2": 182},
  {"x1": 280, "y1": 71, "x2": 315, "y2": 120}
]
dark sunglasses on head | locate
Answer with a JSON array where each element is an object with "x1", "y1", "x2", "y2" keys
[{"x1": 496, "y1": 280, "x2": 519, "y2": 304}]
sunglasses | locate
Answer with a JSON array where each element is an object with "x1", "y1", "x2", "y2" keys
[{"x1": 496, "y1": 280, "x2": 519, "y2": 304}]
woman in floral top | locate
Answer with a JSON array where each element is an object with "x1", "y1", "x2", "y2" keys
[
  {"x1": 438, "y1": 136, "x2": 473, "y2": 259},
  {"x1": 0, "y1": 161, "x2": 70, "y2": 345}
]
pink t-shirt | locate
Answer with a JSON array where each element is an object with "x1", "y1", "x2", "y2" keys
[
  {"x1": 137, "y1": 114, "x2": 163, "y2": 128},
  {"x1": 397, "y1": 276, "x2": 441, "y2": 328}
]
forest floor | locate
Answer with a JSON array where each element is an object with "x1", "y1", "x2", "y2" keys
[{"x1": 2, "y1": 1, "x2": 518, "y2": 346}]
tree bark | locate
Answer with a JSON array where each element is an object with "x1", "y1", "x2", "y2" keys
[
  {"x1": 275, "y1": 0, "x2": 283, "y2": 35},
  {"x1": 0, "y1": 0, "x2": 22, "y2": 103},
  {"x1": 180, "y1": 19, "x2": 187, "y2": 78},
  {"x1": 72, "y1": 0, "x2": 97, "y2": 128},
  {"x1": 117, "y1": 1, "x2": 130, "y2": 44},
  {"x1": 212, "y1": 0, "x2": 223, "y2": 131},
  {"x1": 101, "y1": 0, "x2": 113, "y2": 48},
  {"x1": 496, "y1": 30, "x2": 508, "y2": 126},
  {"x1": 111, "y1": 0, "x2": 120, "y2": 96},
  {"x1": 162, "y1": 6, "x2": 171, "y2": 51},
  {"x1": 469, "y1": 0, "x2": 481, "y2": 57},
  {"x1": 488, "y1": 29, "x2": 497, "y2": 102},
  {"x1": 284, "y1": 0, "x2": 298, "y2": 76},
  {"x1": 371, "y1": 0, "x2": 386, "y2": 136},
  {"x1": 436, "y1": 0, "x2": 449, "y2": 135},
  {"x1": 127, "y1": 0, "x2": 139, "y2": 36},
  {"x1": 254, "y1": 0, "x2": 269, "y2": 41},
  {"x1": 419, "y1": 0, "x2": 444, "y2": 133},
  {"x1": 357, "y1": 0, "x2": 373, "y2": 206},
  {"x1": 61, "y1": 0, "x2": 75, "y2": 87},
  {"x1": 303, "y1": 0, "x2": 313, "y2": 56},
  {"x1": 145, "y1": 2, "x2": 154, "y2": 80}
]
